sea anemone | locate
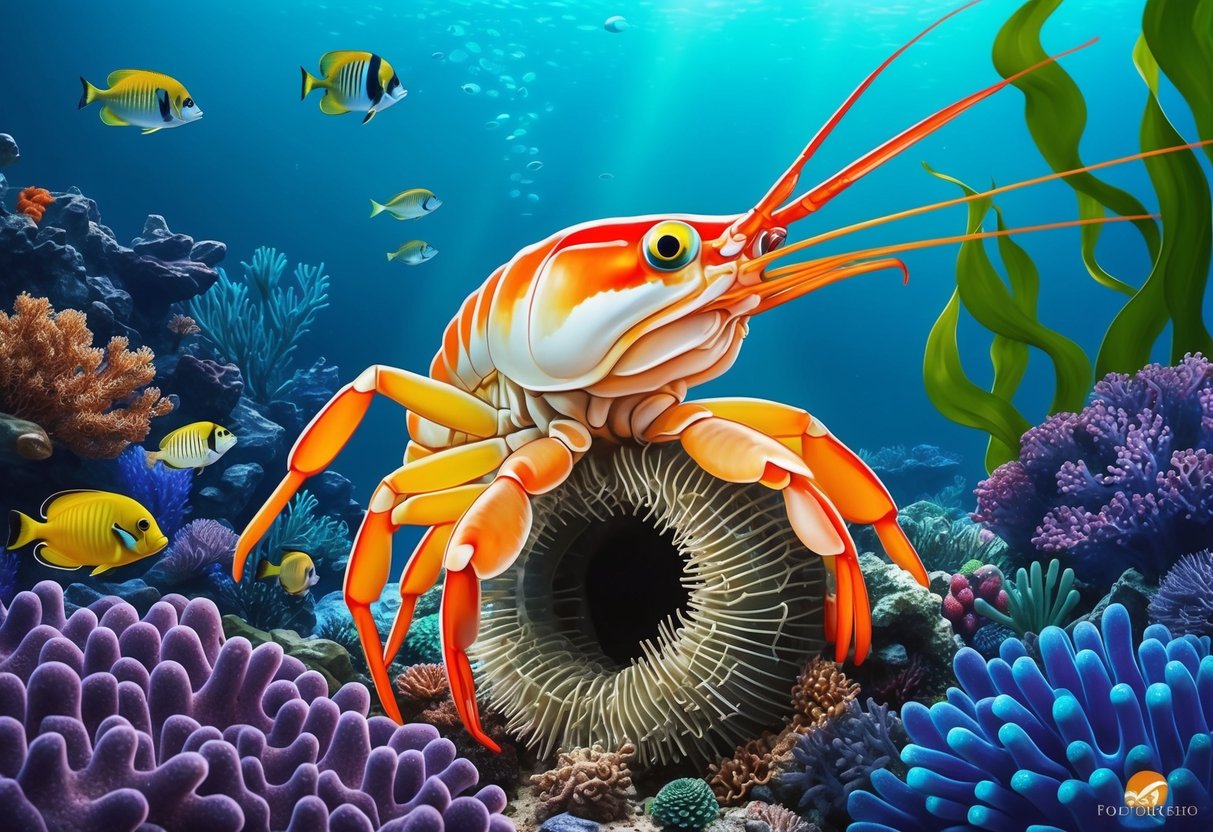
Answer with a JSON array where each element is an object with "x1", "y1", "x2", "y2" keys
[
  {"x1": 650, "y1": 778, "x2": 719, "y2": 831},
  {"x1": 15, "y1": 186, "x2": 53, "y2": 223},
  {"x1": 974, "y1": 558, "x2": 1080, "y2": 636},
  {"x1": 472, "y1": 443, "x2": 825, "y2": 766},
  {"x1": 847, "y1": 603, "x2": 1213, "y2": 830}
]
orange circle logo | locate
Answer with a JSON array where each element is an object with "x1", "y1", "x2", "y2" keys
[{"x1": 1125, "y1": 771, "x2": 1169, "y2": 808}]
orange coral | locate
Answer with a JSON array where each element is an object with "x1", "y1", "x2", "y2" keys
[
  {"x1": 16, "y1": 187, "x2": 53, "y2": 223},
  {"x1": 530, "y1": 742, "x2": 637, "y2": 822},
  {"x1": 0, "y1": 294, "x2": 173, "y2": 458}
]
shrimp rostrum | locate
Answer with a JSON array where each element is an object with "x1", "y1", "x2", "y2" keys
[{"x1": 234, "y1": 2, "x2": 1187, "y2": 750}]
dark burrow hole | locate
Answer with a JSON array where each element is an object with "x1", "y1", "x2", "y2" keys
[{"x1": 551, "y1": 515, "x2": 691, "y2": 666}]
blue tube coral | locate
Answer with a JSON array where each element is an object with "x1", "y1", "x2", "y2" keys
[{"x1": 847, "y1": 604, "x2": 1213, "y2": 831}]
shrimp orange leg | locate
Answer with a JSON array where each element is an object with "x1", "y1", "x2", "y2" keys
[{"x1": 440, "y1": 436, "x2": 576, "y2": 750}]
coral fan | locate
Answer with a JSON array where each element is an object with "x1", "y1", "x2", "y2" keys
[
  {"x1": 113, "y1": 444, "x2": 193, "y2": 538},
  {"x1": 974, "y1": 354, "x2": 1213, "y2": 583},
  {"x1": 0, "y1": 294, "x2": 172, "y2": 458},
  {"x1": 189, "y1": 246, "x2": 331, "y2": 403},
  {"x1": 650, "y1": 778, "x2": 719, "y2": 831},
  {"x1": 941, "y1": 564, "x2": 1007, "y2": 639},
  {"x1": 254, "y1": 489, "x2": 351, "y2": 577},
  {"x1": 15, "y1": 187, "x2": 53, "y2": 223},
  {"x1": 778, "y1": 699, "x2": 906, "y2": 827},
  {"x1": 530, "y1": 742, "x2": 637, "y2": 822},
  {"x1": 1149, "y1": 550, "x2": 1213, "y2": 637},
  {"x1": 847, "y1": 603, "x2": 1213, "y2": 830},
  {"x1": 154, "y1": 518, "x2": 238, "y2": 583},
  {"x1": 166, "y1": 312, "x2": 200, "y2": 349},
  {"x1": 0, "y1": 581, "x2": 513, "y2": 831},
  {"x1": 974, "y1": 558, "x2": 1080, "y2": 636},
  {"x1": 475, "y1": 443, "x2": 824, "y2": 766}
]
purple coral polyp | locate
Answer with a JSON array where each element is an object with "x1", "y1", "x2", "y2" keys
[
  {"x1": 974, "y1": 353, "x2": 1213, "y2": 582},
  {"x1": 0, "y1": 581, "x2": 514, "y2": 832}
]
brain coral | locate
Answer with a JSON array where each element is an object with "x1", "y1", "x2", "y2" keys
[{"x1": 0, "y1": 581, "x2": 513, "y2": 832}]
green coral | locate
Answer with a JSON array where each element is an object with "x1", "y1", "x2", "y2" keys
[
  {"x1": 975, "y1": 558, "x2": 1080, "y2": 636},
  {"x1": 402, "y1": 613, "x2": 442, "y2": 665},
  {"x1": 923, "y1": 0, "x2": 1213, "y2": 473},
  {"x1": 255, "y1": 489, "x2": 350, "y2": 574},
  {"x1": 959, "y1": 559, "x2": 984, "y2": 577},
  {"x1": 651, "y1": 778, "x2": 718, "y2": 831},
  {"x1": 189, "y1": 246, "x2": 331, "y2": 402}
]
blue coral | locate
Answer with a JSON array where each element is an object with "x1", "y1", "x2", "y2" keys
[
  {"x1": 847, "y1": 603, "x2": 1213, "y2": 831},
  {"x1": 113, "y1": 444, "x2": 192, "y2": 538},
  {"x1": 1149, "y1": 550, "x2": 1213, "y2": 638},
  {"x1": 974, "y1": 354, "x2": 1213, "y2": 584}
]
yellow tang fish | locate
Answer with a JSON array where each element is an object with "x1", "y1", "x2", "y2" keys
[
  {"x1": 7, "y1": 490, "x2": 169, "y2": 576},
  {"x1": 256, "y1": 550, "x2": 320, "y2": 596},
  {"x1": 387, "y1": 240, "x2": 438, "y2": 265},
  {"x1": 147, "y1": 422, "x2": 237, "y2": 471},
  {"x1": 370, "y1": 188, "x2": 442, "y2": 220},
  {"x1": 78, "y1": 70, "x2": 203, "y2": 134},
  {"x1": 301, "y1": 51, "x2": 406, "y2": 124}
]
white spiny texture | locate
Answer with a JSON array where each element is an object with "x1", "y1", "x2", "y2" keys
[{"x1": 471, "y1": 443, "x2": 825, "y2": 767}]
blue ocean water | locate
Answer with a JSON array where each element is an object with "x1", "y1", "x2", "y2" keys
[{"x1": 0, "y1": 0, "x2": 1193, "y2": 503}]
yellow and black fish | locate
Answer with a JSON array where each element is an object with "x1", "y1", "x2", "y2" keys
[
  {"x1": 7, "y1": 490, "x2": 168, "y2": 576},
  {"x1": 147, "y1": 421, "x2": 236, "y2": 471},
  {"x1": 301, "y1": 51, "x2": 406, "y2": 124},
  {"x1": 78, "y1": 70, "x2": 203, "y2": 134},
  {"x1": 256, "y1": 550, "x2": 319, "y2": 596}
]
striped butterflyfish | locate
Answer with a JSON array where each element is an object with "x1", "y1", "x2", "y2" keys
[
  {"x1": 301, "y1": 51, "x2": 407, "y2": 124},
  {"x1": 146, "y1": 421, "x2": 237, "y2": 471},
  {"x1": 78, "y1": 70, "x2": 203, "y2": 134}
]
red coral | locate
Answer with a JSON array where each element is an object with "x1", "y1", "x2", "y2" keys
[{"x1": 16, "y1": 187, "x2": 54, "y2": 223}]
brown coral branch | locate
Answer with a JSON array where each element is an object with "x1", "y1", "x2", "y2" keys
[
  {"x1": 529, "y1": 742, "x2": 637, "y2": 822},
  {"x1": 0, "y1": 294, "x2": 172, "y2": 458}
]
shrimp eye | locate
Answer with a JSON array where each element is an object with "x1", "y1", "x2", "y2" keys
[
  {"x1": 643, "y1": 221, "x2": 699, "y2": 271},
  {"x1": 137, "y1": 519, "x2": 151, "y2": 532},
  {"x1": 754, "y1": 227, "x2": 787, "y2": 257},
  {"x1": 183, "y1": 97, "x2": 194, "y2": 108}
]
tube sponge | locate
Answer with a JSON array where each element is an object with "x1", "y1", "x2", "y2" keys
[
  {"x1": 847, "y1": 603, "x2": 1213, "y2": 831},
  {"x1": 0, "y1": 581, "x2": 513, "y2": 831}
]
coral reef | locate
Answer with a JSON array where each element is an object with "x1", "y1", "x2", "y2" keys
[
  {"x1": 788, "y1": 657, "x2": 861, "y2": 732},
  {"x1": 970, "y1": 621, "x2": 1015, "y2": 659},
  {"x1": 743, "y1": 801, "x2": 817, "y2": 832},
  {"x1": 868, "y1": 654, "x2": 932, "y2": 712},
  {"x1": 848, "y1": 603, "x2": 1213, "y2": 830},
  {"x1": 0, "y1": 580, "x2": 513, "y2": 831},
  {"x1": 777, "y1": 699, "x2": 906, "y2": 828},
  {"x1": 650, "y1": 778, "x2": 718, "y2": 831},
  {"x1": 252, "y1": 489, "x2": 352, "y2": 578},
  {"x1": 211, "y1": 572, "x2": 316, "y2": 635},
  {"x1": 0, "y1": 412, "x2": 51, "y2": 461},
  {"x1": 889, "y1": 501, "x2": 1010, "y2": 575},
  {"x1": 395, "y1": 663, "x2": 450, "y2": 719},
  {"x1": 220, "y1": 614, "x2": 365, "y2": 694},
  {"x1": 708, "y1": 734, "x2": 782, "y2": 805},
  {"x1": 189, "y1": 246, "x2": 331, "y2": 403},
  {"x1": 150, "y1": 518, "x2": 238, "y2": 585},
  {"x1": 0, "y1": 550, "x2": 17, "y2": 605},
  {"x1": 16, "y1": 187, "x2": 52, "y2": 223},
  {"x1": 941, "y1": 564, "x2": 1008, "y2": 640},
  {"x1": 166, "y1": 312, "x2": 200, "y2": 349},
  {"x1": 0, "y1": 294, "x2": 172, "y2": 458},
  {"x1": 112, "y1": 444, "x2": 193, "y2": 538},
  {"x1": 475, "y1": 443, "x2": 824, "y2": 766},
  {"x1": 1149, "y1": 550, "x2": 1213, "y2": 637},
  {"x1": 975, "y1": 354, "x2": 1213, "y2": 584},
  {"x1": 974, "y1": 558, "x2": 1081, "y2": 636},
  {"x1": 856, "y1": 445, "x2": 963, "y2": 506},
  {"x1": 530, "y1": 742, "x2": 636, "y2": 822}
]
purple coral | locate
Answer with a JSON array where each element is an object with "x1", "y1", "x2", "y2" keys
[
  {"x1": 0, "y1": 581, "x2": 513, "y2": 832},
  {"x1": 157, "y1": 518, "x2": 238, "y2": 582},
  {"x1": 1148, "y1": 549, "x2": 1213, "y2": 637},
  {"x1": 940, "y1": 566, "x2": 1007, "y2": 639},
  {"x1": 974, "y1": 353, "x2": 1213, "y2": 583}
]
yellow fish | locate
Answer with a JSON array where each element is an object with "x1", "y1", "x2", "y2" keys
[
  {"x1": 78, "y1": 70, "x2": 203, "y2": 135},
  {"x1": 256, "y1": 550, "x2": 319, "y2": 596},
  {"x1": 370, "y1": 188, "x2": 442, "y2": 220},
  {"x1": 301, "y1": 51, "x2": 406, "y2": 124},
  {"x1": 387, "y1": 240, "x2": 438, "y2": 265},
  {"x1": 7, "y1": 490, "x2": 168, "y2": 576},
  {"x1": 147, "y1": 422, "x2": 237, "y2": 471}
]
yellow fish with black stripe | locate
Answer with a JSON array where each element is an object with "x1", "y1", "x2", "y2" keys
[
  {"x1": 256, "y1": 550, "x2": 320, "y2": 596},
  {"x1": 301, "y1": 51, "x2": 406, "y2": 124},
  {"x1": 7, "y1": 490, "x2": 169, "y2": 576},
  {"x1": 146, "y1": 421, "x2": 237, "y2": 471},
  {"x1": 78, "y1": 70, "x2": 203, "y2": 134}
]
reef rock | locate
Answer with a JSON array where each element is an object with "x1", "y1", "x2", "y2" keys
[
  {"x1": 165, "y1": 354, "x2": 244, "y2": 422},
  {"x1": 0, "y1": 133, "x2": 17, "y2": 167},
  {"x1": 0, "y1": 173, "x2": 7, "y2": 202},
  {"x1": 1066, "y1": 567, "x2": 1154, "y2": 640},
  {"x1": 194, "y1": 462, "x2": 264, "y2": 521},
  {"x1": 63, "y1": 577, "x2": 161, "y2": 615},
  {"x1": 0, "y1": 187, "x2": 224, "y2": 349},
  {"x1": 221, "y1": 614, "x2": 366, "y2": 694}
]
